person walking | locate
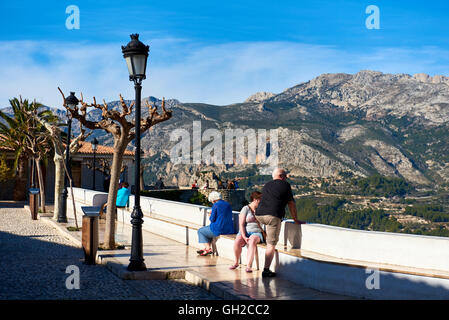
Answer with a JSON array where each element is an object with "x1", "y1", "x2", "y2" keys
[
  {"x1": 255, "y1": 168, "x2": 305, "y2": 277},
  {"x1": 197, "y1": 191, "x2": 235, "y2": 256},
  {"x1": 230, "y1": 191, "x2": 264, "y2": 272}
]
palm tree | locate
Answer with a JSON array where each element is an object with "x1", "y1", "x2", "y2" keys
[
  {"x1": 0, "y1": 98, "x2": 30, "y2": 201},
  {"x1": 0, "y1": 97, "x2": 58, "y2": 211}
]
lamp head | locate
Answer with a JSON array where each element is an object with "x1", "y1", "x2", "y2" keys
[
  {"x1": 66, "y1": 91, "x2": 79, "y2": 109},
  {"x1": 91, "y1": 137, "x2": 99, "y2": 151},
  {"x1": 121, "y1": 34, "x2": 150, "y2": 82}
]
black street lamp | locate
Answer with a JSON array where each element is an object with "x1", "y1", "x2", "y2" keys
[
  {"x1": 60, "y1": 92, "x2": 78, "y2": 223},
  {"x1": 122, "y1": 34, "x2": 149, "y2": 271},
  {"x1": 91, "y1": 137, "x2": 98, "y2": 191}
]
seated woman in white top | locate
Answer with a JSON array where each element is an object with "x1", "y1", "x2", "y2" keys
[{"x1": 230, "y1": 191, "x2": 264, "y2": 272}]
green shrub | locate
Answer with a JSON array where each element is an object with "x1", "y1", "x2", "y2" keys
[
  {"x1": 404, "y1": 205, "x2": 449, "y2": 222},
  {"x1": 189, "y1": 192, "x2": 210, "y2": 206}
]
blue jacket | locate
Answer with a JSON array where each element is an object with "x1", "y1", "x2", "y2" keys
[
  {"x1": 209, "y1": 200, "x2": 235, "y2": 236},
  {"x1": 116, "y1": 187, "x2": 130, "y2": 207}
]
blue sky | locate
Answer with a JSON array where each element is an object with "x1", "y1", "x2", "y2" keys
[{"x1": 1, "y1": 1, "x2": 449, "y2": 107}]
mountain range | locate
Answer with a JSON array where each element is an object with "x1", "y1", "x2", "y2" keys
[{"x1": 3, "y1": 70, "x2": 449, "y2": 188}]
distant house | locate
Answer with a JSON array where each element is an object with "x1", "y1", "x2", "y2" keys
[
  {"x1": 70, "y1": 141, "x2": 135, "y2": 192},
  {"x1": 0, "y1": 136, "x2": 135, "y2": 200},
  {"x1": 0, "y1": 137, "x2": 15, "y2": 200}
]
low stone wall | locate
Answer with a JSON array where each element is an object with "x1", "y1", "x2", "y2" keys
[
  {"x1": 140, "y1": 188, "x2": 246, "y2": 211},
  {"x1": 199, "y1": 189, "x2": 246, "y2": 211},
  {"x1": 140, "y1": 189, "x2": 197, "y2": 203},
  {"x1": 300, "y1": 223, "x2": 449, "y2": 272}
]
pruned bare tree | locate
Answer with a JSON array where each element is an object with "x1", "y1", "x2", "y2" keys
[
  {"x1": 36, "y1": 115, "x2": 91, "y2": 222},
  {"x1": 59, "y1": 88, "x2": 172, "y2": 249}
]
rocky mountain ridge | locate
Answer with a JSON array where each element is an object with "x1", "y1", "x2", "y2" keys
[{"x1": 3, "y1": 70, "x2": 449, "y2": 187}]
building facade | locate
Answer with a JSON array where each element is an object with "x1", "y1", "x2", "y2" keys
[{"x1": 0, "y1": 140, "x2": 135, "y2": 200}]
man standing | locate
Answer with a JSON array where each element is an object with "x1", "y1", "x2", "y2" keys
[{"x1": 255, "y1": 168, "x2": 305, "y2": 277}]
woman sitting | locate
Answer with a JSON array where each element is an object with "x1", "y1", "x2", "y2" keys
[
  {"x1": 197, "y1": 191, "x2": 235, "y2": 256},
  {"x1": 230, "y1": 191, "x2": 264, "y2": 272}
]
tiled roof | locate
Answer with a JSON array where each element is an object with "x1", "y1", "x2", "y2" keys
[
  {"x1": 0, "y1": 135, "x2": 133, "y2": 156},
  {"x1": 76, "y1": 141, "x2": 135, "y2": 156}
]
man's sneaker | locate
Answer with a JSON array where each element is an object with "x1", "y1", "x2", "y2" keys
[{"x1": 262, "y1": 269, "x2": 276, "y2": 278}]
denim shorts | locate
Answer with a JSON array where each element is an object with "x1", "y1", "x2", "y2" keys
[{"x1": 237, "y1": 231, "x2": 264, "y2": 243}]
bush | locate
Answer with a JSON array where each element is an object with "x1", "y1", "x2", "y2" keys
[
  {"x1": 189, "y1": 192, "x2": 210, "y2": 206},
  {"x1": 351, "y1": 174, "x2": 414, "y2": 197},
  {"x1": 404, "y1": 205, "x2": 449, "y2": 222}
]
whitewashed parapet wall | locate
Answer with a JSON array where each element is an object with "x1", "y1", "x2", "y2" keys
[
  {"x1": 68, "y1": 187, "x2": 449, "y2": 273},
  {"x1": 300, "y1": 223, "x2": 449, "y2": 272}
]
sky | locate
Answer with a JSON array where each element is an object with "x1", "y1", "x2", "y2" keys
[{"x1": 1, "y1": 0, "x2": 449, "y2": 108}]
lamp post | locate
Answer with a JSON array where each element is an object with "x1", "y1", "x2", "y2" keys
[
  {"x1": 91, "y1": 138, "x2": 98, "y2": 191},
  {"x1": 60, "y1": 92, "x2": 78, "y2": 223},
  {"x1": 122, "y1": 33, "x2": 149, "y2": 271}
]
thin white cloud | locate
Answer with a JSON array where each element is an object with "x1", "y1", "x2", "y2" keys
[{"x1": 1, "y1": 39, "x2": 449, "y2": 108}]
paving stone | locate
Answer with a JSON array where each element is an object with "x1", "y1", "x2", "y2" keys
[{"x1": 0, "y1": 203, "x2": 219, "y2": 300}]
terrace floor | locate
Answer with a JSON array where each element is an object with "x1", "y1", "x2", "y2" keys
[
  {"x1": 0, "y1": 201, "x2": 218, "y2": 300},
  {"x1": 46, "y1": 211, "x2": 355, "y2": 300}
]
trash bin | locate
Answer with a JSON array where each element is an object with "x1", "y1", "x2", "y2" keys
[
  {"x1": 29, "y1": 188, "x2": 39, "y2": 220},
  {"x1": 81, "y1": 207, "x2": 100, "y2": 265}
]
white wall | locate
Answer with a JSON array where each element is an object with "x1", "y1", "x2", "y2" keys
[{"x1": 300, "y1": 223, "x2": 449, "y2": 272}]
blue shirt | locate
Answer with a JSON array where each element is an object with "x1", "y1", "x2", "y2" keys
[
  {"x1": 209, "y1": 200, "x2": 235, "y2": 236},
  {"x1": 116, "y1": 187, "x2": 130, "y2": 207}
]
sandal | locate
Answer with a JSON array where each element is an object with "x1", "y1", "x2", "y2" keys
[
  {"x1": 229, "y1": 264, "x2": 239, "y2": 270},
  {"x1": 197, "y1": 249, "x2": 205, "y2": 254},
  {"x1": 200, "y1": 249, "x2": 213, "y2": 256},
  {"x1": 246, "y1": 268, "x2": 253, "y2": 273}
]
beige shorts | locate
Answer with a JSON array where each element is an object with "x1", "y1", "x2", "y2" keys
[{"x1": 256, "y1": 215, "x2": 281, "y2": 245}]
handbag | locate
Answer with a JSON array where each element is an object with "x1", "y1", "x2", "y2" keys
[{"x1": 248, "y1": 206, "x2": 267, "y2": 243}]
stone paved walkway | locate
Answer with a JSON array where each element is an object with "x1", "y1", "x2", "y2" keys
[{"x1": 0, "y1": 202, "x2": 219, "y2": 300}]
